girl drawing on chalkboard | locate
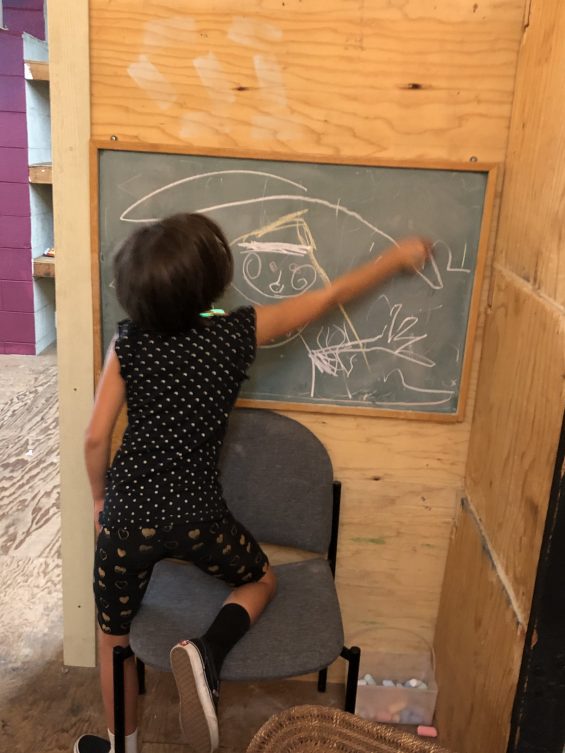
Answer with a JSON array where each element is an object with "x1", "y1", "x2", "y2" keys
[{"x1": 78, "y1": 212, "x2": 430, "y2": 753}]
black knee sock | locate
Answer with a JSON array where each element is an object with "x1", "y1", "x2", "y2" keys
[{"x1": 202, "y1": 603, "x2": 251, "y2": 673}]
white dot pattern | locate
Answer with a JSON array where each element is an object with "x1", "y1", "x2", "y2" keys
[{"x1": 104, "y1": 307, "x2": 256, "y2": 527}]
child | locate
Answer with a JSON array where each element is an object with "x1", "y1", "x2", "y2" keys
[{"x1": 76, "y1": 213, "x2": 431, "y2": 753}]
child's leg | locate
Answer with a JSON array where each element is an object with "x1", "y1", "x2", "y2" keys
[
  {"x1": 198, "y1": 566, "x2": 277, "y2": 674},
  {"x1": 77, "y1": 525, "x2": 159, "y2": 753},
  {"x1": 98, "y1": 628, "x2": 138, "y2": 735},
  {"x1": 169, "y1": 515, "x2": 275, "y2": 753},
  {"x1": 223, "y1": 564, "x2": 277, "y2": 624}
]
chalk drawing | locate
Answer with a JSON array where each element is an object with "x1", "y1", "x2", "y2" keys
[{"x1": 117, "y1": 169, "x2": 461, "y2": 406}]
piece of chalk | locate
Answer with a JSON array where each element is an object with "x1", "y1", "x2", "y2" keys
[{"x1": 417, "y1": 726, "x2": 438, "y2": 738}]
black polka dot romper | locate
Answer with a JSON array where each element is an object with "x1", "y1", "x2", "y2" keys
[{"x1": 93, "y1": 307, "x2": 269, "y2": 635}]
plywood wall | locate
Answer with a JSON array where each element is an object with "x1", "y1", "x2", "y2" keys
[
  {"x1": 434, "y1": 1, "x2": 565, "y2": 750},
  {"x1": 85, "y1": 1, "x2": 526, "y2": 673},
  {"x1": 435, "y1": 501, "x2": 526, "y2": 753},
  {"x1": 89, "y1": 1, "x2": 524, "y2": 163}
]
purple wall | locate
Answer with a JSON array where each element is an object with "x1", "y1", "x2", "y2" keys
[{"x1": 0, "y1": 1, "x2": 45, "y2": 355}]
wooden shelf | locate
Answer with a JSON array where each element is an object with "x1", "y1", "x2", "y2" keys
[
  {"x1": 29, "y1": 163, "x2": 53, "y2": 184},
  {"x1": 24, "y1": 60, "x2": 50, "y2": 81},
  {"x1": 33, "y1": 256, "x2": 55, "y2": 279}
]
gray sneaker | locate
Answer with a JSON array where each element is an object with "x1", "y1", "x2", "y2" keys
[{"x1": 170, "y1": 638, "x2": 220, "y2": 753}]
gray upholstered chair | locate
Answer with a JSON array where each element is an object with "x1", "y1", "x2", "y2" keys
[{"x1": 112, "y1": 408, "x2": 361, "y2": 753}]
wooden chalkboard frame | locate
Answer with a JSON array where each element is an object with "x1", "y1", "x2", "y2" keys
[{"x1": 91, "y1": 141, "x2": 497, "y2": 422}]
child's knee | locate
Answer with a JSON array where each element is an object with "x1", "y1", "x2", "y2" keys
[
  {"x1": 97, "y1": 627, "x2": 130, "y2": 650},
  {"x1": 260, "y1": 566, "x2": 277, "y2": 599}
]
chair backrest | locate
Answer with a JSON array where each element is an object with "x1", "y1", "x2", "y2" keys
[{"x1": 218, "y1": 408, "x2": 335, "y2": 554}]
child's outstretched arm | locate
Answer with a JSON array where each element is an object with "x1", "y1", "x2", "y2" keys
[
  {"x1": 255, "y1": 236, "x2": 431, "y2": 346},
  {"x1": 84, "y1": 341, "x2": 126, "y2": 530}
]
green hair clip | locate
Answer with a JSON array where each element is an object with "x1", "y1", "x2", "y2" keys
[{"x1": 199, "y1": 308, "x2": 226, "y2": 318}]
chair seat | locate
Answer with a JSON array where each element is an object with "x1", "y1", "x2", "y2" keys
[{"x1": 130, "y1": 557, "x2": 344, "y2": 681}]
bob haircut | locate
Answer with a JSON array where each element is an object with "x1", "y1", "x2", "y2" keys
[{"x1": 113, "y1": 213, "x2": 233, "y2": 334}]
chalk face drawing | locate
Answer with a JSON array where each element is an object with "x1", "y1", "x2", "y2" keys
[{"x1": 98, "y1": 151, "x2": 488, "y2": 413}]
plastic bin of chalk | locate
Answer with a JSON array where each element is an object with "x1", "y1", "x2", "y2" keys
[{"x1": 354, "y1": 651, "x2": 438, "y2": 726}]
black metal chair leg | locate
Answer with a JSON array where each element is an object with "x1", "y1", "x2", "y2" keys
[
  {"x1": 136, "y1": 658, "x2": 146, "y2": 695},
  {"x1": 318, "y1": 667, "x2": 328, "y2": 693},
  {"x1": 341, "y1": 645, "x2": 361, "y2": 713},
  {"x1": 113, "y1": 645, "x2": 134, "y2": 753}
]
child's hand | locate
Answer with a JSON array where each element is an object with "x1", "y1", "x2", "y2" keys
[
  {"x1": 94, "y1": 498, "x2": 104, "y2": 535},
  {"x1": 388, "y1": 236, "x2": 433, "y2": 273}
]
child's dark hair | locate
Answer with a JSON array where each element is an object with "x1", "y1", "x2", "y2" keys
[{"x1": 113, "y1": 213, "x2": 233, "y2": 333}]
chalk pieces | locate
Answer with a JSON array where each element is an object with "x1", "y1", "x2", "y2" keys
[
  {"x1": 404, "y1": 678, "x2": 428, "y2": 690},
  {"x1": 417, "y1": 725, "x2": 438, "y2": 738}
]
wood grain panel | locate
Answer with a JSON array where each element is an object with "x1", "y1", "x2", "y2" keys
[
  {"x1": 495, "y1": 1, "x2": 565, "y2": 305},
  {"x1": 0, "y1": 365, "x2": 57, "y2": 435},
  {"x1": 0, "y1": 423, "x2": 60, "y2": 560},
  {"x1": 434, "y1": 502, "x2": 525, "y2": 753},
  {"x1": 48, "y1": 0, "x2": 97, "y2": 667},
  {"x1": 29, "y1": 162, "x2": 53, "y2": 183},
  {"x1": 466, "y1": 267, "x2": 565, "y2": 619},
  {"x1": 0, "y1": 358, "x2": 60, "y2": 560},
  {"x1": 24, "y1": 59, "x2": 50, "y2": 81},
  {"x1": 90, "y1": 1, "x2": 524, "y2": 161},
  {"x1": 0, "y1": 556, "x2": 62, "y2": 670},
  {"x1": 288, "y1": 411, "x2": 470, "y2": 486},
  {"x1": 336, "y1": 481, "x2": 456, "y2": 652},
  {"x1": 33, "y1": 255, "x2": 56, "y2": 278},
  {"x1": 82, "y1": 0, "x2": 522, "y2": 669}
]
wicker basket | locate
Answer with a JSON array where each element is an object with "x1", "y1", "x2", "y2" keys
[{"x1": 246, "y1": 705, "x2": 454, "y2": 753}]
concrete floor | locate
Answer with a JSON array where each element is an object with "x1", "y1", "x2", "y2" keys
[{"x1": 0, "y1": 348, "x2": 344, "y2": 753}]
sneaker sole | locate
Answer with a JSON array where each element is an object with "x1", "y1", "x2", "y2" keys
[{"x1": 170, "y1": 643, "x2": 219, "y2": 753}]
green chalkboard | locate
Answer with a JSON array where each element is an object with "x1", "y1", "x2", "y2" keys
[{"x1": 96, "y1": 146, "x2": 494, "y2": 419}]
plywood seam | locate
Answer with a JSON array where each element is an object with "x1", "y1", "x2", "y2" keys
[
  {"x1": 494, "y1": 262, "x2": 565, "y2": 316},
  {"x1": 463, "y1": 496, "x2": 527, "y2": 628}
]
